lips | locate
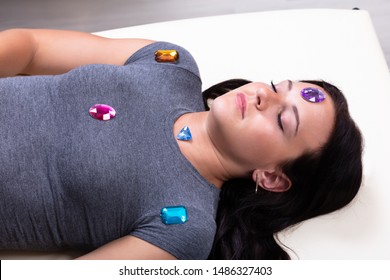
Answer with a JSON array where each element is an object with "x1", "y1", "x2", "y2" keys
[{"x1": 236, "y1": 93, "x2": 247, "y2": 119}]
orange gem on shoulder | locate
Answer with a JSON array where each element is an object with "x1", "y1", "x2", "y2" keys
[{"x1": 154, "y1": 50, "x2": 179, "y2": 63}]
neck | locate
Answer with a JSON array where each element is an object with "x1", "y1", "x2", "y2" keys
[{"x1": 174, "y1": 111, "x2": 230, "y2": 189}]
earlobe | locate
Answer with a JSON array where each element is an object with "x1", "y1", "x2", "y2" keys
[{"x1": 254, "y1": 170, "x2": 292, "y2": 192}]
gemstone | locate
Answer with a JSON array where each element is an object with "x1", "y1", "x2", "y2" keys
[
  {"x1": 177, "y1": 126, "x2": 192, "y2": 141},
  {"x1": 301, "y1": 87, "x2": 326, "y2": 103},
  {"x1": 160, "y1": 206, "x2": 188, "y2": 225},
  {"x1": 89, "y1": 104, "x2": 116, "y2": 121},
  {"x1": 154, "y1": 50, "x2": 179, "y2": 63}
]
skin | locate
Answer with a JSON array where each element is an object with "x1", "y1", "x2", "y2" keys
[
  {"x1": 0, "y1": 28, "x2": 335, "y2": 259},
  {"x1": 175, "y1": 80, "x2": 335, "y2": 192}
]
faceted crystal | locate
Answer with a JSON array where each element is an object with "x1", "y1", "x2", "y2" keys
[
  {"x1": 154, "y1": 50, "x2": 179, "y2": 63},
  {"x1": 177, "y1": 126, "x2": 192, "y2": 141},
  {"x1": 301, "y1": 87, "x2": 326, "y2": 103},
  {"x1": 160, "y1": 206, "x2": 188, "y2": 225},
  {"x1": 89, "y1": 104, "x2": 116, "y2": 121}
]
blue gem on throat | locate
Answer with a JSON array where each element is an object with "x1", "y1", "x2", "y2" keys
[
  {"x1": 160, "y1": 206, "x2": 188, "y2": 225},
  {"x1": 177, "y1": 126, "x2": 192, "y2": 141}
]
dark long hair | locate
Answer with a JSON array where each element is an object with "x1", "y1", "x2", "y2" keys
[{"x1": 204, "y1": 79, "x2": 364, "y2": 259}]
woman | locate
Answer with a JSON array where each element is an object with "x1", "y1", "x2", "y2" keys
[
  {"x1": 0, "y1": 29, "x2": 363, "y2": 260},
  {"x1": 204, "y1": 79, "x2": 363, "y2": 259}
]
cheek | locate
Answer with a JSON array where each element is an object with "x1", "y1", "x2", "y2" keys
[
  {"x1": 242, "y1": 122, "x2": 282, "y2": 157},
  {"x1": 248, "y1": 115, "x2": 278, "y2": 140},
  {"x1": 207, "y1": 99, "x2": 240, "y2": 148},
  {"x1": 208, "y1": 102, "x2": 234, "y2": 136},
  {"x1": 209, "y1": 96, "x2": 234, "y2": 122},
  {"x1": 208, "y1": 102, "x2": 290, "y2": 165}
]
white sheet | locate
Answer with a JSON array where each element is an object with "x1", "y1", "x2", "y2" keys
[{"x1": 2, "y1": 9, "x2": 389, "y2": 260}]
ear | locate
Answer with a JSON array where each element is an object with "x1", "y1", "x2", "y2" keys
[{"x1": 253, "y1": 170, "x2": 292, "y2": 193}]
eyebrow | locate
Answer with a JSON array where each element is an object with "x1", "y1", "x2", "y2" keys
[
  {"x1": 293, "y1": 105, "x2": 300, "y2": 136},
  {"x1": 287, "y1": 80, "x2": 299, "y2": 136},
  {"x1": 288, "y1": 80, "x2": 293, "y2": 91}
]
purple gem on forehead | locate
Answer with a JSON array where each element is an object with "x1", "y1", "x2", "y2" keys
[{"x1": 301, "y1": 87, "x2": 326, "y2": 103}]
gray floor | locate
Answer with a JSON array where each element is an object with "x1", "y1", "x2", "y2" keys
[{"x1": 1, "y1": 0, "x2": 389, "y2": 68}]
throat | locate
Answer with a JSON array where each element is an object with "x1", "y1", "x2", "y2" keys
[{"x1": 173, "y1": 112, "x2": 224, "y2": 189}]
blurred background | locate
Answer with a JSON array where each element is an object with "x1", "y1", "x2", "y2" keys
[{"x1": 1, "y1": 0, "x2": 389, "y2": 67}]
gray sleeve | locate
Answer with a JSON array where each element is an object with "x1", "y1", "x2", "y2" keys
[
  {"x1": 124, "y1": 41, "x2": 201, "y2": 79},
  {"x1": 131, "y1": 206, "x2": 216, "y2": 260}
]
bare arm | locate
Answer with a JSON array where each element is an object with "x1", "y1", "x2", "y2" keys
[
  {"x1": 76, "y1": 236, "x2": 177, "y2": 260},
  {"x1": 0, "y1": 28, "x2": 154, "y2": 77}
]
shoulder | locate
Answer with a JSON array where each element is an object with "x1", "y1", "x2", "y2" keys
[
  {"x1": 131, "y1": 206, "x2": 217, "y2": 259},
  {"x1": 124, "y1": 41, "x2": 200, "y2": 79}
]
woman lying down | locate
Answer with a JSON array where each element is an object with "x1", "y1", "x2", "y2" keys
[{"x1": 0, "y1": 29, "x2": 363, "y2": 260}]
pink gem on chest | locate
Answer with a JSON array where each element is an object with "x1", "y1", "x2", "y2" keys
[{"x1": 89, "y1": 104, "x2": 116, "y2": 121}]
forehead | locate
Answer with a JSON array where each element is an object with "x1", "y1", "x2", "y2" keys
[{"x1": 291, "y1": 81, "x2": 336, "y2": 152}]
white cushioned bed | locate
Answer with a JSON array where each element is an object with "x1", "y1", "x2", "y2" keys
[{"x1": 1, "y1": 9, "x2": 389, "y2": 260}]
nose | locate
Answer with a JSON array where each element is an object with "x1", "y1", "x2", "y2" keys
[{"x1": 255, "y1": 86, "x2": 279, "y2": 111}]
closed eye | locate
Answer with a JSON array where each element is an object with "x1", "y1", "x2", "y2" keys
[
  {"x1": 271, "y1": 81, "x2": 283, "y2": 131},
  {"x1": 278, "y1": 112, "x2": 284, "y2": 132}
]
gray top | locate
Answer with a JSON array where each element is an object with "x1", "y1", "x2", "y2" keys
[{"x1": 0, "y1": 42, "x2": 220, "y2": 259}]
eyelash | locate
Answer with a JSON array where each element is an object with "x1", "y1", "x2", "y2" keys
[
  {"x1": 277, "y1": 112, "x2": 284, "y2": 132},
  {"x1": 271, "y1": 80, "x2": 278, "y2": 93},
  {"x1": 271, "y1": 81, "x2": 284, "y2": 132}
]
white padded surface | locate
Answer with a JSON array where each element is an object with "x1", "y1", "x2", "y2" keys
[{"x1": 1, "y1": 9, "x2": 389, "y2": 259}]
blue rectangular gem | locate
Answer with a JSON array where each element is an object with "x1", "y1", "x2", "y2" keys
[{"x1": 160, "y1": 206, "x2": 188, "y2": 225}]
